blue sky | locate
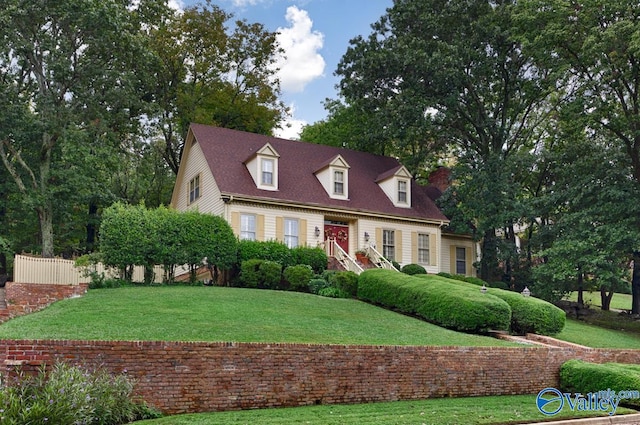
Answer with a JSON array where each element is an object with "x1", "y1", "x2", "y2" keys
[{"x1": 178, "y1": 0, "x2": 393, "y2": 138}]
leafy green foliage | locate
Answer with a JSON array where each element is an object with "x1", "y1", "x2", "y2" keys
[
  {"x1": 0, "y1": 362, "x2": 160, "y2": 424},
  {"x1": 237, "y1": 240, "x2": 294, "y2": 267},
  {"x1": 260, "y1": 261, "x2": 283, "y2": 290},
  {"x1": 308, "y1": 278, "x2": 330, "y2": 295},
  {"x1": 333, "y1": 271, "x2": 359, "y2": 298},
  {"x1": 560, "y1": 360, "x2": 640, "y2": 408},
  {"x1": 401, "y1": 264, "x2": 427, "y2": 275},
  {"x1": 239, "y1": 259, "x2": 282, "y2": 289},
  {"x1": 358, "y1": 269, "x2": 511, "y2": 333},
  {"x1": 283, "y1": 265, "x2": 314, "y2": 292},
  {"x1": 432, "y1": 273, "x2": 565, "y2": 335},
  {"x1": 290, "y1": 246, "x2": 328, "y2": 274}
]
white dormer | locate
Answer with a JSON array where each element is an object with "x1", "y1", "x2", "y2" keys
[
  {"x1": 314, "y1": 155, "x2": 350, "y2": 200},
  {"x1": 244, "y1": 143, "x2": 280, "y2": 191},
  {"x1": 376, "y1": 165, "x2": 412, "y2": 208}
]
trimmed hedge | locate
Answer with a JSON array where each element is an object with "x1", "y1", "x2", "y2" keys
[
  {"x1": 283, "y1": 264, "x2": 314, "y2": 291},
  {"x1": 357, "y1": 269, "x2": 511, "y2": 333},
  {"x1": 401, "y1": 263, "x2": 427, "y2": 275},
  {"x1": 560, "y1": 360, "x2": 640, "y2": 408},
  {"x1": 428, "y1": 275, "x2": 565, "y2": 336},
  {"x1": 239, "y1": 259, "x2": 282, "y2": 289}
]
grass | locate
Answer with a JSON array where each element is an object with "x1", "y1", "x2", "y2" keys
[
  {"x1": 565, "y1": 291, "x2": 633, "y2": 311},
  {"x1": 0, "y1": 286, "x2": 516, "y2": 347},
  {"x1": 555, "y1": 318, "x2": 640, "y2": 348},
  {"x1": 133, "y1": 394, "x2": 637, "y2": 424}
]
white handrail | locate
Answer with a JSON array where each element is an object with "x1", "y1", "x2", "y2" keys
[
  {"x1": 364, "y1": 245, "x2": 399, "y2": 272},
  {"x1": 326, "y1": 238, "x2": 364, "y2": 274}
]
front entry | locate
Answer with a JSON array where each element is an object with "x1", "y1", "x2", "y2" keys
[{"x1": 324, "y1": 221, "x2": 349, "y2": 253}]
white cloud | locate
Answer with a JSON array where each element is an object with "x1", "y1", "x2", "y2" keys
[
  {"x1": 274, "y1": 6, "x2": 325, "y2": 93},
  {"x1": 274, "y1": 103, "x2": 307, "y2": 140},
  {"x1": 230, "y1": 0, "x2": 262, "y2": 6}
]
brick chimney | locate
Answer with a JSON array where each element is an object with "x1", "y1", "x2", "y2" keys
[{"x1": 428, "y1": 166, "x2": 451, "y2": 192}]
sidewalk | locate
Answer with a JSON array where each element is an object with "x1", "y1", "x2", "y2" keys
[{"x1": 520, "y1": 413, "x2": 640, "y2": 425}]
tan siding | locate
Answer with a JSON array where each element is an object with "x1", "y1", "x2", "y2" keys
[
  {"x1": 257, "y1": 214, "x2": 265, "y2": 241},
  {"x1": 231, "y1": 212, "x2": 240, "y2": 235},
  {"x1": 275, "y1": 217, "x2": 284, "y2": 242},
  {"x1": 395, "y1": 230, "x2": 403, "y2": 261},
  {"x1": 429, "y1": 234, "x2": 437, "y2": 266},
  {"x1": 411, "y1": 232, "x2": 418, "y2": 263},
  {"x1": 299, "y1": 219, "x2": 308, "y2": 246}
]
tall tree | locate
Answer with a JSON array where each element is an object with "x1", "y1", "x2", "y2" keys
[
  {"x1": 515, "y1": 0, "x2": 640, "y2": 312},
  {"x1": 146, "y1": 1, "x2": 287, "y2": 174},
  {"x1": 0, "y1": 0, "x2": 154, "y2": 257},
  {"x1": 336, "y1": 0, "x2": 553, "y2": 280}
]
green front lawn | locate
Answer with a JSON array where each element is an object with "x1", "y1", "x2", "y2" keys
[
  {"x1": 0, "y1": 286, "x2": 515, "y2": 346},
  {"x1": 134, "y1": 395, "x2": 637, "y2": 425},
  {"x1": 565, "y1": 291, "x2": 633, "y2": 311},
  {"x1": 555, "y1": 318, "x2": 640, "y2": 348}
]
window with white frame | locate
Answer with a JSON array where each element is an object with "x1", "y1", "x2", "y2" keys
[
  {"x1": 334, "y1": 170, "x2": 344, "y2": 195},
  {"x1": 418, "y1": 233, "x2": 430, "y2": 264},
  {"x1": 261, "y1": 159, "x2": 274, "y2": 185},
  {"x1": 189, "y1": 175, "x2": 200, "y2": 203},
  {"x1": 456, "y1": 247, "x2": 467, "y2": 274},
  {"x1": 240, "y1": 214, "x2": 256, "y2": 241},
  {"x1": 383, "y1": 229, "x2": 395, "y2": 261},
  {"x1": 398, "y1": 180, "x2": 408, "y2": 204},
  {"x1": 284, "y1": 218, "x2": 299, "y2": 248}
]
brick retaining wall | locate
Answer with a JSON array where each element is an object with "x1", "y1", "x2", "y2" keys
[
  {"x1": 2, "y1": 339, "x2": 639, "y2": 415},
  {"x1": 0, "y1": 282, "x2": 88, "y2": 322}
]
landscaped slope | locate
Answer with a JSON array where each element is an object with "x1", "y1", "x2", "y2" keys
[{"x1": 0, "y1": 286, "x2": 516, "y2": 347}]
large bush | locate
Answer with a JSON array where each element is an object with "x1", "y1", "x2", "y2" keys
[
  {"x1": 291, "y1": 246, "x2": 328, "y2": 274},
  {"x1": 358, "y1": 269, "x2": 511, "y2": 333},
  {"x1": 428, "y1": 274, "x2": 565, "y2": 335},
  {"x1": 333, "y1": 271, "x2": 359, "y2": 297},
  {"x1": 237, "y1": 240, "x2": 293, "y2": 267},
  {"x1": 283, "y1": 264, "x2": 314, "y2": 291},
  {"x1": 401, "y1": 263, "x2": 427, "y2": 275},
  {"x1": 239, "y1": 259, "x2": 282, "y2": 289},
  {"x1": 560, "y1": 360, "x2": 640, "y2": 408},
  {"x1": 0, "y1": 362, "x2": 160, "y2": 424}
]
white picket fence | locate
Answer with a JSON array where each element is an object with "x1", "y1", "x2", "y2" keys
[{"x1": 13, "y1": 254, "x2": 164, "y2": 285}]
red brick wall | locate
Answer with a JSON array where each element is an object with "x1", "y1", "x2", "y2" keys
[
  {"x1": 1, "y1": 339, "x2": 639, "y2": 415},
  {"x1": 0, "y1": 282, "x2": 88, "y2": 322}
]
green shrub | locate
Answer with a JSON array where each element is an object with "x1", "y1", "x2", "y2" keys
[
  {"x1": 333, "y1": 271, "x2": 359, "y2": 297},
  {"x1": 429, "y1": 274, "x2": 565, "y2": 335},
  {"x1": 318, "y1": 286, "x2": 350, "y2": 298},
  {"x1": 283, "y1": 264, "x2": 314, "y2": 291},
  {"x1": 259, "y1": 260, "x2": 283, "y2": 289},
  {"x1": 358, "y1": 269, "x2": 511, "y2": 333},
  {"x1": 560, "y1": 360, "x2": 640, "y2": 408},
  {"x1": 308, "y1": 278, "x2": 330, "y2": 294},
  {"x1": 238, "y1": 240, "x2": 293, "y2": 267},
  {"x1": 291, "y1": 246, "x2": 328, "y2": 274},
  {"x1": 401, "y1": 263, "x2": 427, "y2": 275},
  {"x1": 239, "y1": 259, "x2": 263, "y2": 288},
  {"x1": 0, "y1": 362, "x2": 160, "y2": 424},
  {"x1": 391, "y1": 260, "x2": 401, "y2": 271}
]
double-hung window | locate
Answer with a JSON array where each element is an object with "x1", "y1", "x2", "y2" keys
[
  {"x1": 456, "y1": 247, "x2": 467, "y2": 275},
  {"x1": 189, "y1": 175, "x2": 200, "y2": 203},
  {"x1": 418, "y1": 233, "x2": 430, "y2": 264},
  {"x1": 240, "y1": 214, "x2": 256, "y2": 241},
  {"x1": 334, "y1": 170, "x2": 344, "y2": 195},
  {"x1": 382, "y1": 229, "x2": 395, "y2": 261},
  {"x1": 284, "y1": 218, "x2": 299, "y2": 248},
  {"x1": 398, "y1": 180, "x2": 408, "y2": 204},
  {"x1": 261, "y1": 159, "x2": 274, "y2": 186}
]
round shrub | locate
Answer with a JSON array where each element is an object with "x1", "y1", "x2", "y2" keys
[
  {"x1": 291, "y1": 246, "x2": 328, "y2": 274},
  {"x1": 358, "y1": 269, "x2": 511, "y2": 333},
  {"x1": 308, "y1": 278, "x2": 330, "y2": 294},
  {"x1": 239, "y1": 259, "x2": 263, "y2": 288},
  {"x1": 238, "y1": 240, "x2": 293, "y2": 267},
  {"x1": 283, "y1": 264, "x2": 314, "y2": 292},
  {"x1": 318, "y1": 286, "x2": 350, "y2": 298},
  {"x1": 333, "y1": 271, "x2": 359, "y2": 297},
  {"x1": 401, "y1": 263, "x2": 427, "y2": 275},
  {"x1": 259, "y1": 260, "x2": 282, "y2": 289}
]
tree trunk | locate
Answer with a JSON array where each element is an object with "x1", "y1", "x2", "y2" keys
[
  {"x1": 85, "y1": 201, "x2": 98, "y2": 253},
  {"x1": 577, "y1": 272, "x2": 584, "y2": 307},
  {"x1": 632, "y1": 251, "x2": 640, "y2": 314},
  {"x1": 38, "y1": 203, "x2": 54, "y2": 258},
  {"x1": 600, "y1": 287, "x2": 613, "y2": 311},
  {"x1": 480, "y1": 228, "x2": 498, "y2": 282}
]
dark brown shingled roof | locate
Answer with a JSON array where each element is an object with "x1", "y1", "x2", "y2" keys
[{"x1": 191, "y1": 124, "x2": 448, "y2": 222}]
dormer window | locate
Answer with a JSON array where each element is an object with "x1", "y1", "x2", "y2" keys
[
  {"x1": 376, "y1": 165, "x2": 412, "y2": 208},
  {"x1": 334, "y1": 170, "x2": 344, "y2": 195},
  {"x1": 315, "y1": 154, "x2": 350, "y2": 200},
  {"x1": 262, "y1": 158, "x2": 274, "y2": 186},
  {"x1": 244, "y1": 143, "x2": 279, "y2": 191},
  {"x1": 398, "y1": 180, "x2": 408, "y2": 204}
]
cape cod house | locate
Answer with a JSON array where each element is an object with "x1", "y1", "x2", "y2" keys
[{"x1": 170, "y1": 124, "x2": 476, "y2": 276}]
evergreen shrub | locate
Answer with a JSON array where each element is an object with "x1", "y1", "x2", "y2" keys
[
  {"x1": 238, "y1": 240, "x2": 293, "y2": 267},
  {"x1": 239, "y1": 259, "x2": 263, "y2": 288},
  {"x1": 291, "y1": 246, "x2": 328, "y2": 274},
  {"x1": 333, "y1": 271, "x2": 359, "y2": 297},
  {"x1": 429, "y1": 274, "x2": 565, "y2": 335},
  {"x1": 401, "y1": 263, "x2": 427, "y2": 275},
  {"x1": 283, "y1": 264, "x2": 314, "y2": 291},
  {"x1": 560, "y1": 360, "x2": 640, "y2": 408},
  {"x1": 357, "y1": 269, "x2": 511, "y2": 333},
  {"x1": 308, "y1": 278, "x2": 330, "y2": 294}
]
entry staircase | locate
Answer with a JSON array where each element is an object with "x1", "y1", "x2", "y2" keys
[{"x1": 324, "y1": 238, "x2": 399, "y2": 275}]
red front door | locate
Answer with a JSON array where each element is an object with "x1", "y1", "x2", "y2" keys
[{"x1": 324, "y1": 224, "x2": 349, "y2": 253}]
